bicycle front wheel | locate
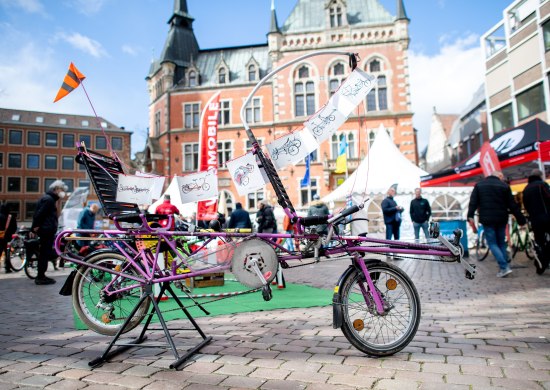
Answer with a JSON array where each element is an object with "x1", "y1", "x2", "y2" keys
[
  {"x1": 475, "y1": 231, "x2": 489, "y2": 261},
  {"x1": 72, "y1": 252, "x2": 151, "y2": 336},
  {"x1": 8, "y1": 245, "x2": 26, "y2": 271},
  {"x1": 339, "y1": 261, "x2": 420, "y2": 357}
]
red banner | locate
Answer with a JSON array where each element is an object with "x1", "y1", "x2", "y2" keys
[
  {"x1": 479, "y1": 141, "x2": 501, "y2": 177},
  {"x1": 197, "y1": 92, "x2": 221, "y2": 221}
]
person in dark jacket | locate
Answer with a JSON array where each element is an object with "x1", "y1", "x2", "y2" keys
[
  {"x1": 31, "y1": 180, "x2": 67, "y2": 285},
  {"x1": 0, "y1": 204, "x2": 17, "y2": 273},
  {"x1": 228, "y1": 202, "x2": 252, "y2": 229},
  {"x1": 256, "y1": 202, "x2": 276, "y2": 233},
  {"x1": 467, "y1": 171, "x2": 526, "y2": 278},
  {"x1": 307, "y1": 194, "x2": 330, "y2": 234},
  {"x1": 76, "y1": 203, "x2": 99, "y2": 248},
  {"x1": 522, "y1": 169, "x2": 550, "y2": 275},
  {"x1": 382, "y1": 187, "x2": 404, "y2": 241},
  {"x1": 410, "y1": 188, "x2": 432, "y2": 241}
]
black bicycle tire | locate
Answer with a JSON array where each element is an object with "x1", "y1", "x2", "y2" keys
[
  {"x1": 475, "y1": 231, "x2": 489, "y2": 261},
  {"x1": 8, "y1": 246, "x2": 26, "y2": 272},
  {"x1": 72, "y1": 251, "x2": 151, "y2": 336},
  {"x1": 525, "y1": 239, "x2": 535, "y2": 260},
  {"x1": 339, "y1": 261, "x2": 421, "y2": 357},
  {"x1": 24, "y1": 258, "x2": 38, "y2": 279}
]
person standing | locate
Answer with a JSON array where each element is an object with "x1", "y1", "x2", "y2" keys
[
  {"x1": 228, "y1": 202, "x2": 252, "y2": 229},
  {"x1": 0, "y1": 204, "x2": 17, "y2": 273},
  {"x1": 409, "y1": 188, "x2": 432, "y2": 241},
  {"x1": 76, "y1": 203, "x2": 100, "y2": 248},
  {"x1": 522, "y1": 169, "x2": 550, "y2": 275},
  {"x1": 256, "y1": 202, "x2": 276, "y2": 233},
  {"x1": 155, "y1": 194, "x2": 180, "y2": 228},
  {"x1": 307, "y1": 194, "x2": 330, "y2": 234},
  {"x1": 382, "y1": 187, "x2": 404, "y2": 241},
  {"x1": 31, "y1": 180, "x2": 67, "y2": 285},
  {"x1": 467, "y1": 171, "x2": 526, "y2": 278}
]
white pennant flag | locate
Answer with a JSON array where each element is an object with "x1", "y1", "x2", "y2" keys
[
  {"x1": 226, "y1": 152, "x2": 268, "y2": 196},
  {"x1": 135, "y1": 171, "x2": 165, "y2": 201},
  {"x1": 330, "y1": 68, "x2": 377, "y2": 116},
  {"x1": 116, "y1": 174, "x2": 156, "y2": 205},
  {"x1": 266, "y1": 129, "x2": 318, "y2": 170},
  {"x1": 176, "y1": 168, "x2": 218, "y2": 204},
  {"x1": 304, "y1": 102, "x2": 347, "y2": 144}
]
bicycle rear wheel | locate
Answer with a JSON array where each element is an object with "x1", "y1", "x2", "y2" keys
[
  {"x1": 72, "y1": 251, "x2": 151, "y2": 336},
  {"x1": 339, "y1": 261, "x2": 421, "y2": 357},
  {"x1": 8, "y1": 245, "x2": 26, "y2": 271},
  {"x1": 475, "y1": 231, "x2": 489, "y2": 261},
  {"x1": 24, "y1": 257, "x2": 38, "y2": 279}
]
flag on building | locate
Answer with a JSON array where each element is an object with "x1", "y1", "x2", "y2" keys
[
  {"x1": 334, "y1": 135, "x2": 348, "y2": 174},
  {"x1": 300, "y1": 153, "x2": 312, "y2": 187},
  {"x1": 53, "y1": 62, "x2": 86, "y2": 102}
]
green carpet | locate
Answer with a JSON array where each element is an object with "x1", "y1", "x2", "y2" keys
[{"x1": 73, "y1": 279, "x2": 333, "y2": 330}]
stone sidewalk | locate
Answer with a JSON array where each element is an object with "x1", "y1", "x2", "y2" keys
[{"x1": 0, "y1": 252, "x2": 548, "y2": 389}]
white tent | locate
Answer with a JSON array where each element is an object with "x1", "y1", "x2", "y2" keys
[{"x1": 148, "y1": 178, "x2": 197, "y2": 218}]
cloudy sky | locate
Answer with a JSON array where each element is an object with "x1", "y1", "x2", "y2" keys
[{"x1": 0, "y1": 0, "x2": 512, "y2": 155}]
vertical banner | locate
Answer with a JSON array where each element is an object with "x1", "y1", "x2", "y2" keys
[
  {"x1": 479, "y1": 141, "x2": 501, "y2": 177},
  {"x1": 197, "y1": 92, "x2": 221, "y2": 221}
]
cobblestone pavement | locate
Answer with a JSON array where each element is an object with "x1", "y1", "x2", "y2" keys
[{"x1": 0, "y1": 250, "x2": 548, "y2": 389}]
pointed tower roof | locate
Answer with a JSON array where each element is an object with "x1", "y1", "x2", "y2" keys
[
  {"x1": 269, "y1": 0, "x2": 281, "y2": 33},
  {"x1": 159, "y1": 0, "x2": 199, "y2": 67},
  {"x1": 396, "y1": 0, "x2": 409, "y2": 21}
]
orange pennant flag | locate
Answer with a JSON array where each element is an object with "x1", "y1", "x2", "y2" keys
[{"x1": 53, "y1": 62, "x2": 86, "y2": 103}]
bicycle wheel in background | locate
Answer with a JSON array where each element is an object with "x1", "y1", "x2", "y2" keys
[
  {"x1": 8, "y1": 243, "x2": 26, "y2": 272},
  {"x1": 525, "y1": 237, "x2": 536, "y2": 260},
  {"x1": 475, "y1": 231, "x2": 489, "y2": 261},
  {"x1": 24, "y1": 257, "x2": 38, "y2": 279},
  {"x1": 339, "y1": 260, "x2": 421, "y2": 357},
  {"x1": 72, "y1": 251, "x2": 150, "y2": 336}
]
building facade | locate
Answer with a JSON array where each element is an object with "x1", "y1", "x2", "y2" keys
[
  {"x1": 482, "y1": 0, "x2": 550, "y2": 136},
  {"x1": 143, "y1": 0, "x2": 415, "y2": 214},
  {"x1": 0, "y1": 108, "x2": 131, "y2": 223}
]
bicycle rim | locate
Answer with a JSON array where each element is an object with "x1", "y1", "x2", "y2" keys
[
  {"x1": 24, "y1": 258, "x2": 38, "y2": 279},
  {"x1": 340, "y1": 262, "x2": 420, "y2": 357},
  {"x1": 9, "y1": 247, "x2": 26, "y2": 271},
  {"x1": 475, "y1": 233, "x2": 489, "y2": 261},
  {"x1": 72, "y1": 252, "x2": 150, "y2": 336}
]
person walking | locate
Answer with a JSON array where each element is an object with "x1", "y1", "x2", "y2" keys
[
  {"x1": 256, "y1": 202, "x2": 276, "y2": 233},
  {"x1": 382, "y1": 186, "x2": 404, "y2": 241},
  {"x1": 410, "y1": 188, "x2": 432, "y2": 241},
  {"x1": 228, "y1": 202, "x2": 252, "y2": 229},
  {"x1": 31, "y1": 180, "x2": 67, "y2": 285},
  {"x1": 155, "y1": 194, "x2": 180, "y2": 228},
  {"x1": 0, "y1": 204, "x2": 17, "y2": 273},
  {"x1": 307, "y1": 194, "x2": 330, "y2": 234},
  {"x1": 467, "y1": 171, "x2": 526, "y2": 278},
  {"x1": 522, "y1": 169, "x2": 550, "y2": 275}
]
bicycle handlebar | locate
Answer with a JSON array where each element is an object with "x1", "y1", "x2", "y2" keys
[
  {"x1": 328, "y1": 204, "x2": 363, "y2": 225},
  {"x1": 300, "y1": 215, "x2": 329, "y2": 227}
]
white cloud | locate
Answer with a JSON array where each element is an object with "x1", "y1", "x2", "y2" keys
[
  {"x1": 121, "y1": 44, "x2": 139, "y2": 56},
  {"x1": 55, "y1": 32, "x2": 108, "y2": 58},
  {"x1": 409, "y1": 33, "x2": 485, "y2": 150},
  {"x1": 65, "y1": 0, "x2": 106, "y2": 16},
  {"x1": 0, "y1": 0, "x2": 46, "y2": 15}
]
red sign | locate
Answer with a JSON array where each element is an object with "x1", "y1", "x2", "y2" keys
[
  {"x1": 479, "y1": 141, "x2": 501, "y2": 177},
  {"x1": 197, "y1": 92, "x2": 221, "y2": 221}
]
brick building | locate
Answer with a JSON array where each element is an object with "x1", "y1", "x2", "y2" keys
[
  {"x1": 141, "y1": 0, "x2": 415, "y2": 214},
  {"x1": 0, "y1": 108, "x2": 131, "y2": 223}
]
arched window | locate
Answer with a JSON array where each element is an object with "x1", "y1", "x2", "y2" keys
[
  {"x1": 218, "y1": 68, "x2": 227, "y2": 84},
  {"x1": 347, "y1": 132, "x2": 355, "y2": 159},
  {"x1": 329, "y1": 62, "x2": 346, "y2": 96},
  {"x1": 368, "y1": 130, "x2": 376, "y2": 146},
  {"x1": 295, "y1": 65, "x2": 315, "y2": 116},
  {"x1": 188, "y1": 70, "x2": 197, "y2": 87},
  {"x1": 431, "y1": 194, "x2": 463, "y2": 220},
  {"x1": 248, "y1": 64, "x2": 257, "y2": 82},
  {"x1": 365, "y1": 58, "x2": 388, "y2": 112}
]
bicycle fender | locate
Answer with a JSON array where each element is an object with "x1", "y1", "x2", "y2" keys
[
  {"x1": 59, "y1": 270, "x2": 77, "y2": 296},
  {"x1": 332, "y1": 265, "x2": 355, "y2": 329}
]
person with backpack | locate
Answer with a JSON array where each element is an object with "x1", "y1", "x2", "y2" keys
[
  {"x1": 256, "y1": 202, "x2": 276, "y2": 233},
  {"x1": 307, "y1": 194, "x2": 330, "y2": 234}
]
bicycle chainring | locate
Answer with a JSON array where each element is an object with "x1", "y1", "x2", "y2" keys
[{"x1": 231, "y1": 239, "x2": 278, "y2": 288}]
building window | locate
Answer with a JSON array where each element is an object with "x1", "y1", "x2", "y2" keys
[
  {"x1": 45, "y1": 155, "x2": 57, "y2": 170},
  {"x1": 8, "y1": 153, "x2": 22, "y2": 168},
  {"x1": 82, "y1": 120, "x2": 89, "y2": 126},
  {"x1": 7, "y1": 177, "x2": 21, "y2": 192},
  {"x1": 64, "y1": 178, "x2": 74, "y2": 192},
  {"x1": 96, "y1": 136, "x2": 107, "y2": 149},
  {"x1": 27, "y1": 131, "x2": 40, "y2": 146},
  {"x1": 218, "y1": 141, "x2": 232, "y2": 167},
  {"x1": 46, "y1": 133, "x2": 58, "y2": 147},
  {"x1": 27, "y1": 154, "x2": 39, "y2": 169},
  {"x1": 247, "y1": 189, "x2": 264, "y2": 211},
  {"x1": 218, "y1": 100, "x2": 231, "y2": 126},
  {"x1": 329, "y1": 62, "x2": 346, "y2": 96},
  {"x1": 5, "y1": 202, "x2": 20, "y2": 219},
  {"x1": 26, "y1": 178, "x2": 39, "y2": 193},
  {"x1": 329, "y1": 5, "x2": 343, "y2": 27},
  {"x1": 300, "y1": 178, "x2": 318, "y2": 205},
  {"x1": 295, "y1": 65, "x2": 315, "y2": 117},
  {"x1": 544, "y1": 20, "x2": 550, "y2": 52},
  {"x1": 111, "y1": 137, "x2": 122, "y2": 150},
  {"x1": 0, "y1": 129, "x2": 4, "y2": 144},
  {"x1": 79, "y1": 134, "x2": 91, "y2": 147},
  {"x1": 154, "y1": 111, "x2": 161, "y2": 137},
  {"x1": 45, "y1": 178, "x2": 56, "y2": 190},
  {"x1": 63, "y1": 133, "x2": 75, "y2": 148},
  {"x1": 59, "y1": 118, "x2": 67, "y2": 125},
  {"x1": 9, "y1": 130, "x2": 22, "y2": 145},
  {"x1": 491, "y1": 104, "x2": 513, "y2": 133},
  {"x1": 25, "y1": 202, "x2": 36, "y2": 220},
  {"x1": 248, "y1": 64, "x2": 257, "y2": 82},
  {"x1": 347, "y1": 132, "x2": 356, "y2": 159},
  {"x1": 188, "y1": 70, "x2": 198, "y2": 87},
  {"x1": 78, "y1": 179, "x2": 90, "y2": 190},
  {"x1": 11, "y1": 114, "x2": 20, "y2": 121},
  {"x1": 369, "y1": 60, "x2": 381, "y2": 72},
  {"x1": 183, "y1": 143, "x2": 199, "y2": 172},
  {"x1": 245, "y1": 98, "x2": 261, "y2": 123},
  {"x1": 517, "y1": 83, "x2": 545, "y2": 121},
  {"x1": 35, "y1": 116, "x2": 43, "y2": 123},
  {"x1": 184, "y1": 103, "x2": 200, "y2": 129},
  {"x1": 368, "y1": 130, "x2": 376, "y2": 146},
  {"x1": 218, "y1": 67, "x2": 227, "y2": 84},
  {"x1": 366, "y1": 59, "x2": 388, "y2": 112},
  {"x1": 62, "y1": 156, "x2": 74, "y2": 170}
]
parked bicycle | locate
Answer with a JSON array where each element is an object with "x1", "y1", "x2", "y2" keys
[
  {"x1": 509, "y1": 217, "x2": 536, "y2": 260},
  {"x1": 6, "y1": 227, "x2": 32, "y2": 272}
]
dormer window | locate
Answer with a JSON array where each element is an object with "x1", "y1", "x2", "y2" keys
[
  {"x1": 248, "y1": 64, "x2": 257, "y2": 82},
  {"x1": 35, "y1": 116, "x2": 44, "y2": 123},
  {"x1": 59, "y1": 118, "x2": 67, "y2": 125},
  {"x1": 330, "y1": 5, "x2": 342, "y2": 27},
  {"x1": 11, "y1": 114, "x2": 20, "y2": 121},
  {"x1": 327, "y1": 0, "x2": 347, "y2": 28},
  {"x1": 188, "y1": 70, "x2": 198, "y2": 87},
  {"x1": 218, "y1": 67, "x2": 227, "y2": 84}
]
